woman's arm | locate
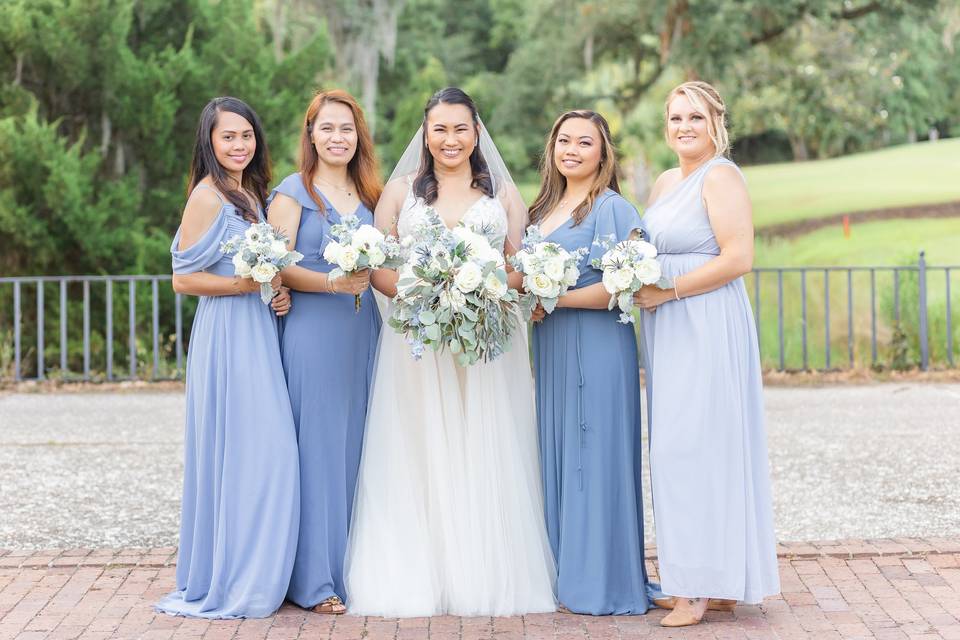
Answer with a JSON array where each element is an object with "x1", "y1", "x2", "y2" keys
[
  {"x1": 267, "y1": 192, "x2": 370, "y2": 295},
  {"x1": 171, "y1": 188, "x2": 264, "y2": 296},
  {"x1": 500, "y1": 182, "x2": 528, "y2": 290},
  {"x1": 370, "y1": 179, "x2": 408, "y2": 297},
  {"x1": 556, "y1": 282, "x2": 612, "y2": 310},
  {"x1": 635, "y1": 164, "x2": 753, "y2": 310}
]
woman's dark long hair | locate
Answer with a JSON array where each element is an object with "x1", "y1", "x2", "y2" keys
[
  {"x1": 413, "y1": 87, "x2": 493, "y2": 205},
  {"x1": 187, "y1": 97, "x2": 271, "y2": 223}
]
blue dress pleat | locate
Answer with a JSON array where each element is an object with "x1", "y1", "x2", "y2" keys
[
  {"x1": 533, "y1": 190, "x2": 650, "y2": 615},
  {"x1": 268, "y1": 174, "x2": 381, "y2": 608},
  {"x1": 156, "y1": 191, "x2": 300, "y2": 619},
  {"x1": 640, "y1": 157, "x2": 780, "y2": 604}
]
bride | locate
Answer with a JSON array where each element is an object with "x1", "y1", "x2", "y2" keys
[{"x1": 343, "y1": 87, "x2": 557, "y2": 617}]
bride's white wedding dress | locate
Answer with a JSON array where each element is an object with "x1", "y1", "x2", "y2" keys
[{"x1": 344, "y1": 184, "x2": 557, "y2": 617}]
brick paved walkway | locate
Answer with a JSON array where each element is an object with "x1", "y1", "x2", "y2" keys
[{"x1": 1, "y1": 539, "x2": 959, "y2": 639}]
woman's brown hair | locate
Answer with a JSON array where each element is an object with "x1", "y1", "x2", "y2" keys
[
  {"x1": 299, "y1": 89, "x2": 382, "y2": 213},
  {"x1": 528, "y1": 110, "x2": 620, "y2": 226}
]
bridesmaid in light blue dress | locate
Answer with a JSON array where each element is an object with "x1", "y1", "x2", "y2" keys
[
  {"x1": 158, "y1": 97, "x2": 299, "y2": 619},
  {"x1": 267, "y1": 90, "x2": 381, "y2": 614},
  {"x1": 635, "y1": 82, "x2": 779, "y2": 627},
  {"x1": 528, "y1": 110, "x2": 650, "y2": 615}
]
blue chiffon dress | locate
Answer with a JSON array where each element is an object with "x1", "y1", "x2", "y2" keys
[
  {"x1": 640, "y1": 156, "x2": 780, "y2": 604},
  {"x1": 533, "y1": 190, "x2": 650, "y2": 615},
  {"x1": 157, "y1": 185, "x2": 300, "y2": 619},
  {"x1": 268, "y1": 174, "x2": 381, "y2": 609}
]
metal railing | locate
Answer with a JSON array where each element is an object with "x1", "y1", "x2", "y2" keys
[
  {"x1": 0, "y1": 252, "x2": 957, "y2": 381},
  {"x1": 749, "y1": 252, "x2": 956, "y2": 371},
  {"x1": 0, "y1": 275, "x2": 184, "y2": 382}
]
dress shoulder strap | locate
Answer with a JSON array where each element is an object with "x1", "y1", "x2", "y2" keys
[{"x1": 192, "y1": 183, "x2": 227, "y2": 205}]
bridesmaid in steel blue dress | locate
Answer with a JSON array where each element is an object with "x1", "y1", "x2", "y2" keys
[
  {"x1": 266, "y1": 90, "x2": 381, "y2": 614},
  {"x1": 528, "y1": 110, "x2": 649, "y2": 615},
  {"x1": 635, "y1": 82, "x2": 779, "y2": 628},
  {"x1": 158, "y1": 97, "x2": 299, "y2": 619}
]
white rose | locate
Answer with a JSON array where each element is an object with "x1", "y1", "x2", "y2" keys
[
  {"x1": 543, "y1": 257, "x2": 566, "y2": 281},
  {"x1": 483, "y1": 272, "x2": 508, "y2": 299},
  {"x1": 633, "y1": 258, "x2": 662, "y2": 285},
  {"x1": 232, "y1": 252, "x2": 252, "y2": 277},
  {"x1": 250, "y1": 261, "x2": 279, "y2": 283},
  {"x1": 453, "y1": 262, "x2": 483, "y2": 293},
  {"x1": 563, "y1": 265, "x2": 580, "y2": 287},
  {"x1": 351, "y1": 225, "x2": 384, "y2": 248},
  {"x1": 269, "y1": 239, "x2": 288, "y2": 260},
  {"x1": 365, "y1": 245, "x2": 386, "y2": 267},
  {"x1": 528, "y1": 272, "x2": 560, "y2": 299},
  {"x1": 632, "y1": 240, "x2": 658, "y2": 260},
  {"x1": 520, "y1": 252, "x2": 539, "y2": 274},
  {"x1": 322, "y1": 240, "x2": 342, "y2": 264},
  {"x1": 610, "y1": 267, "x2": 635, "y2": 291},
  {"x1": 336, "y1": 245, "x2": 359, "y2": 272}
]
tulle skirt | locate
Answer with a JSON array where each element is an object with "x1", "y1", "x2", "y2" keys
[{"x1": 344, "y1": 304, "x2": 557, "y2": 617}]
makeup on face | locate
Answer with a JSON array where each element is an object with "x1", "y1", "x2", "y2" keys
[
  {"x1": 554, "y1": 117, "x2": 603, "y2": 180},
  {"x1": 312, "y1": 101, "x2": 358, "y2": 166},
  {"x1": 212, "y1": 111, "x2": 256, "y2": 176},
  {"x1": 667, "y1": 94, "x2": 713, "y2": 157},
  {"x1": 425, "y1": 102, "x2": 477, "y2": 170}
]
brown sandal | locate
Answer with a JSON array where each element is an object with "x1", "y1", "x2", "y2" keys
[{"x1": 312, "y1": 595, "x2": 346, "y2": 615}]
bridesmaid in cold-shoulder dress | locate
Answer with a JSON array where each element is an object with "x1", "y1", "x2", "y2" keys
[
  {"x1": 157, "y1": 97, "x2": 299, "y2": 619},
  {"x1": 635, "y1": 81, "x2": 780, "y2": 627},
  {"x1": 267, "y1": 89, "x2": 382, "y2": 615}
]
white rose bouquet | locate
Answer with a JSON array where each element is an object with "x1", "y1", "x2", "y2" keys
[
  {"x1": 220, "y1": 222, "x2": 304, "y2": 303},
  {"x1": 321, "y1": 213, "x2": 405, "y2": 312},
  {"x1": 510, "y1": 225, "x2": 587, "y2": 319},
  {"x1": 591, "y1": 234, "x2": 670, "y2": 324},
  {"x1": 389, "y1": 209, "x2": 520, "y2": 366}
]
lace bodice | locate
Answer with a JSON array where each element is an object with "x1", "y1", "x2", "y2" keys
[{"x1": 397, "y1": 184, "x2": 508, "y2": 252}]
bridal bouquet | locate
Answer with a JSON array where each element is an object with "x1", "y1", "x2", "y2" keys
[
  {"x1": 322, "y1": 214, "x2": 405, "y2": 311},
  {"x1": 511, "y1": 225, "x2": 587, "y2": 318},
  {"x1": 389, "y1": 209, "x2": 520, "y2": 366},
  {"x1": 220, "y1": 223, "x2": 304, "y2": 303},
  {"x1": 591, "y1": 235, "x2": 669, "y2": 324}
]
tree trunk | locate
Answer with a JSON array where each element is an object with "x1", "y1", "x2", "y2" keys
[{"x1": 789, "y1": 136, "x2": 809, "y2": 161}]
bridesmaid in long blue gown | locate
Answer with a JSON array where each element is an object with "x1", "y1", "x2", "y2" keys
[
  {"x1": 528, "y1": 110, "x2": 649, "y2": 615},
  {"x1": 267, "y1": 89, "x2": 382, "y2": 614},
  {"x1": 635, "y1": 81, "x2": 780, "y2": 627},
  {"x1": 157, "y1": 97, "x2": 300, "y2": 619}
]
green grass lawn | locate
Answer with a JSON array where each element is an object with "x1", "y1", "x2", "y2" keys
[
  {"x1": 743, "y1": 138, "x2": 960, "y2": 228},
  {"x1": 520, "y1": 138, "x2": 960, "y2": 230},
  {"x1": 755, "y1": 218, "x2": 960, "y2": 267}
]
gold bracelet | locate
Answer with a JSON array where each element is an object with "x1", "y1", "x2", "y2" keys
[{"x1": 674, "y1": 275, "x2": 681, "y2": 301}]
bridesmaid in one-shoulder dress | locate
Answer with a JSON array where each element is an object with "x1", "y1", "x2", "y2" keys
[
  {"x1": 267, "y1": 90, "x2": 382, "y2": 615},
  {"x1": 529, "y1": 111, "x2": 650, "y2": 615},
  {"x1": 635, "y1": 81, "x2": 779, "y2": 627},
  {"x1": 157, "y1": 97, "x2": 300, "y2": 619}
]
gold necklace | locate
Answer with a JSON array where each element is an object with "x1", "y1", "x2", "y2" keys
[{"x1": 315, "y1": 175, "x2": 354, "y2": 197}]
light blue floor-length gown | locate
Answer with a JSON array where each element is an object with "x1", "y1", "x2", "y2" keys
[
  {"x1": 533, "y1": 190, "x2": 650, "y2": 615},
  {"x1": 640, "y1": 156, "x2": 780, "y2": 604},
  {"x1": 268, "y1": 174, "x2": 381, "y2": 608},
  {"x1": 156, "y1": 186, "x2": 300, "y2": 619}
]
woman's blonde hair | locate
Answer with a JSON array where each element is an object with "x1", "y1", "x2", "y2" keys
[
  {"x1": 664, "y1": 81, "x2": 729, "y2": 156},
  {"x1": 529, "y1": 110, "x2": 620, "y2": 226}
]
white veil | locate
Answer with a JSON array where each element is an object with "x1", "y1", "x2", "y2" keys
[{"x1": 387, "y1": 119, "x2": 528, "y2": 253}]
